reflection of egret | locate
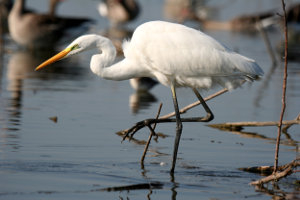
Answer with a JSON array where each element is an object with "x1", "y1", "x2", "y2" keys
[
  {"x1": 8, "y1": 0, "x2": 92, "y2": 49},
  {"x1": 129, "y1": 77, "x2": 158, "y2": 114},
  {"x1": 98, "y1": 0, "x2": 139, "y2": 26},
  {"x1": 129, "y1": 90, "x2": 157, "y2": 114},
  {"x1": 35, "y1": 21, "x2": 263, "y2": 173}
]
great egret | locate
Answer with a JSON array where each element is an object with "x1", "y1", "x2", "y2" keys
[
  {"x1": 8, "y1": 0, "x2": 92, "y2": 49},
  {"x1": 35, "y1": 21, "x2": 264, "y2": 173}
]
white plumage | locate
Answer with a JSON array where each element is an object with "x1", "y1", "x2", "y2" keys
[
  {"x1": 35, "y1": 21, "x2": 263, "y2": 173},
  {"x1": 123, "y1": 21, "x2": 263, "y2": 89},
  {"x1": 37, "y1": 21, "x2": 263, "y2": 89}
]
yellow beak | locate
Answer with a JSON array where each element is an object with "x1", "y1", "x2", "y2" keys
[{"x1": 35, "y1": 47, "x2": 72, "y2": 71}]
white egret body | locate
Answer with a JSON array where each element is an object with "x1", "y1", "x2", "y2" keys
[{"x1": 35, "y1": 21, "x2": 263, "y2": 173}]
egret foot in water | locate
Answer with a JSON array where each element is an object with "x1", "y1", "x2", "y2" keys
[{"x1": 122, "y1": 86, "x2": 214, "y2": 173}]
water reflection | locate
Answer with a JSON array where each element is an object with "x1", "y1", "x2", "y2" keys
[
  {"x1": 6, "y1": 48, "x2": 86, "y2": 81},
  {"x1": 254, "y1": 62, "x2": 278, "y2": 108},
  {"x1": 209, "y1": 123, "x2": 299, "y2": 149},
  {"x1": 129, "y1": 91, "x2": 157, "y2": 114},
  {"x1": 2, "y1": 50, "x2": 45, "y2": 133},
  {"x1": 129, "y1": 77, "x2": 158, "y2": 113},
  {"x1": 254, "y1": 184, "x2": 300, "y2": 200},
  {"x1": 0, "y1": 49, "x2": 38, "y2": 151},
  {"x1": 0, "y1": 48, "x2": 88, "y2": 146},
  {"x1": 5, "y1": 51, "x2": 30, "y2": 130}
]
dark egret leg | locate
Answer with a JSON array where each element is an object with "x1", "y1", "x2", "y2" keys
[
  {"x1": 191, "y1": 88, "x2": 214, "y2": 122},
  {"x1": 170, "y1": 83, "x2": 183, "y2": 174},
  {"x1": 122, "y1": 88, "x2": 214, "y2": 138},
  {"x1": 122, "y1": 87, "x2": 215, "y2": 172}
]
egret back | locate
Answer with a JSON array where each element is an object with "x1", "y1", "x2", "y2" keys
[{"x1": 123, "y1": 21, "x2": 263, "y2": 89}]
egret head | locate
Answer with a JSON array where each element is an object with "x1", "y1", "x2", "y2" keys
[{"x1": 35, "y1": 34, "x2": 100, "y2": 71}]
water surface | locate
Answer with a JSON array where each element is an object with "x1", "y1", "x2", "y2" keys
[{"x1": 0, "y1": 0, "x2": 299, "y2": 199}]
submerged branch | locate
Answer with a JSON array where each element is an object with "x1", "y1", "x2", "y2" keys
[
  {"x1": 274, "y1": 0, "x2": 289, "y2": 173},
  {"x1": 250, "y1": 159, "x2": 299, "y2": 185},
  {"x1": 159, "y1": 88, "x2": 228, "y2": 119},
  {"x1": 141, "y1": 103, "x2": 163, "y2": 165},
  {"x1": 208, "y1": 119, "x2": 300, "y2": 131},
  {"x1": 118, "y1": 88, "x2": 228, "y2": 135},
  {"x1": 240, "y1": 161, "x2": 297, "y2": 175}
]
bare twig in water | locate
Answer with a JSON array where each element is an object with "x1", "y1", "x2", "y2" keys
[
  {"x1": 116, "y1": 131, "x2": 147, "y2": 145},
  {"x1": 240, "y1": 161, "x2": 298, "y2": 175},
  {"x1": 118, "y1": 88, "x2": 228, "y2": 135},
  {"x1": 249, "y1": 159, "x2": 299, "y2": 185},
  {"x1": 141, "y1": 103, "x2": 163, "y2": 165},
  {"x1": 208, "y1": 118, "x2": 300, "y2": 131},
  {"x1": 274, "y1": 0, "x2": 289, "y2": 174},
  {"x1": 248, "y1": 2, "x2": 296, "y2": 185},
  {"x1": 209, "y1": 123, "x2": 299, "y2": 149},
  {"x1": 160, "y1": 88, "x2": 228, "y2": 119}
]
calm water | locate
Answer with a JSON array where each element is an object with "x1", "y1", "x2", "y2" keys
[{"x1": 0, "y1": 0, "x2": 299, "y2": 199}]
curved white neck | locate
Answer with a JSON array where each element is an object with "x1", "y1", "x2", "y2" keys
[
  {"x1": 90, "y1": 37, "x2": 117, "y2": 78},
  {"x1": 89, "y1": 36, "x2": 148, "y2": 81}
]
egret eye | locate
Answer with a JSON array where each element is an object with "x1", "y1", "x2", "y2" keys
[{"x1": 71, "y1": 44, "x2": 80, "y2": 51}]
